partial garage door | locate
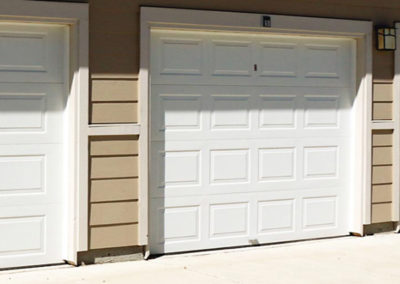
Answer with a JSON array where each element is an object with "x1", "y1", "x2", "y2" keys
[
  {"x1": 0, "y1": 23, "x2": 67, "y2": 268},
  {"x1": 149, "y1": 29, "x2": 355, "y2": 253}
]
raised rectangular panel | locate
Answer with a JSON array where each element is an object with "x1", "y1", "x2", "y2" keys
[
  {"x1": 90, "y1": 201, "x2": 138, "y2": 226},
  {"x1": 304, "y1": 96, "x2": 338, "y2": 128},
  {"x1": 90, "y1": 224, "x2": 138, "y2": 249},
  {"x1": 210, "y1": 149, "x2": 249, "y2": 184},
  {"x1": 258, "y1": 200, "x2": 294, "y2": 233},
  {"x1": 0, "y1": 156, "x2": 44, "y2": 194},
  {"x1": 0, "y1": 94, "x2": 45, "y2": 131},
  {"x1": 161, "y1": 95, "x2": 201, "y2": 131},
  {"x1": 372, "y1": 166, "x2": 392, "y2": 184},
  {"x1": 163, "y1": 151, "x2": 200, "y2": 187},
  {"x1": 0, "y1": 32, "x2": 47, "y2": 72},
  {"x1": 162, "y1": 206, "x2": 200, "y2": 242},
  {"x1": 90, "y1": 178, "x2": 139, "y2": 202},
  {"x1": 211, "y1": 95, "x2": 250, "y2": 129},
  {"x1": 210, "y1": 203, "x2": 249, "y2": 238},
  {"x1": 212, "y1": 40, "x2": 252, "y2": 76},
  {"x1": 303, "y1": 197, "x2": 337, "y2": 229},
  {"x1": 90, "y1": 137, "x2": 138, "y2": 156},
  {"x1": 373, "y1": 102, "x2": 393, "y2": 120},
  {"x1": 373, "y1": 84, "x2": 393, "y2": 102},
  {"x1": 259, "y1": 42, "x2": 297, "y2": 77},
  {"x1": 371, "y1": 203, "x2": 392, "y2": 223},
  {"x1": 372, "y1": 146, "x2": 392, "y2": 166},
  {"x1": 0, "y1": 216, "x2": 44, "y2": 255},
  {"x1": 304, "y1": 147, "x2": 338, "y2": 179},
  {"x1": 372, "y1": 130, "x2": 393, "y2": 146},
  {"x1": 304, "y1": 45, "x2": 339, "y2": 78},
  {"x1": 259, "y1": 95, "x2": 296, "y2": 128},
  {"x1": 160, "y1": 38, "x2": 202, "y2": 75},
  {"x1": 91, "y1": 156, "x2": 138, "y2": 179},
  {"x1": 372, "y1": 184, "x2": 392, "y2": 203},
  {"x1": 91, "y1": 80, "x2": 138, "y2": 102},
  {"x1": 259, "y1": 148, "x2": 295, "y2": 181}
]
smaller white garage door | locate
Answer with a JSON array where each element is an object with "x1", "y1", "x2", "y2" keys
[
  {"x1": 149, "y1": 29, "x2": 356, "y2": 254},
  {"x1": 0, "y1": 23, "x2": 67, "y2": 268}
]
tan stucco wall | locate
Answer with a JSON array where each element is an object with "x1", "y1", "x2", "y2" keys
[{"x1": 89, "y1": 0, "x2": 399, "y2": 249}]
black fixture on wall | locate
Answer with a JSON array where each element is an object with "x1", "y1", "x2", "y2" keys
[{"x1": 376, "y1": 26, "x2": 396, "y2": 51}]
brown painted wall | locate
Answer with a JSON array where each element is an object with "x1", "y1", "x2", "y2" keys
[{"x1": 88, "y1": 0, "x2": 399, "y2": 249}]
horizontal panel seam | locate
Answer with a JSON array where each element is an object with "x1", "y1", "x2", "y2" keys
[
  {"x1": 90, "y1": 176, "x2": 139, "y2": 181},
  {"x1": 90, "y1": 199, "x2": 139, "y2": 204},
  {"x1": 371, "y1": 182, "x2": 393, "y2": 186},
  {"x1": 90, "y1": 154, "x2": 139, "y2": 158},
  {"x1": 91, "y1": 177, "x2": 139, "y2": 181},
  {"x1": 90, "y1": 222, "x2": 139, "y2": 228},
  {"x1": 92, "y1": 100, "x2": 138, "y2": 103},
  {"x1": 372, "y1": 201, "x2": 392, "y2": 205}
]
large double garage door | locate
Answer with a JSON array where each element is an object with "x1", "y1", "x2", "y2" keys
[{"x1": 150, "y1": 29, "x2": 355, "y2": 253}]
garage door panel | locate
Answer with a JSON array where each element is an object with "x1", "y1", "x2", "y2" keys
[
  {"x1": 152, "y1": 30, "x2": 352, "y2": 88},
  {"x1": 0, "y1": 83, "x2": 64, "y2": 144},
  {"x1": 210, "y1": 94, "x2": 251, "y2": 130},
  {"x1": 163, "y1": 150, "x2": 201, "y2": 187},
  {"x1": 152, "y1": 189, "x2": 347, "y2": 253},
  {"x1": 0, "y1": 155, "x2": 44, "y2": 195},
  {"x1": 258, "y1": 147, "x2": 296, "y2": 182},
  {"x1": 150, "y1": 30, "x2": 354, "y2": 254},
  {"x1": 0, "y1": 215, "x2": 45, "y2": 256},
  {"x1": 210, "y1": 40, "x2": 253, "y2": 77},
  {"x1": 0, "y1": 23, "x2": 65, "y2": 83},
  {"x1": 0, "y1": 203, "x2": 63, "y2": 268},
  {"x1": 158, "y1": 37, "x2": 203, "y2": 76},
  {"x1": 162, "y1": 205, "x2": 201, "y2": 243},
  {"x1": 210, "y1": 149, "x2": 250, "y2": 184},
  {"x1": 152, "y1": 139, "x2": 347, "y2": 198},
  {"x1": 257, "y1": 199, "x2": 296, "y2": 235},
  {"x1": 0, "y1": 94, "x2": 45, "y2": 131},
  {"x1": 150, "y1": 142, "x2": 204, "y2": 197},
  {"x1": 259, "y1": 95, "x2": 297, "y2": 129},
  {"x1": 209, "y1": 202, "x2": 250, "y2": 239},
  {"x1": 150, "y1": 87, "x2": 205, "y2": 141},
  {"x1": 150, "y1": 196, "x2": 203, "y2": 253},
  {"x1": 152, "y1": 85, "x2": 350, "y2": 142},
  {"x1": 302, "y1": 196, "x2": 338, "y2": 230},
  {"x1": 259, "y1": 42, "x2": 298, "y2": 78},
  {"x1": 304, "y1": 95, "x2": 340, "y2": 128},
  {"x1": 0, "y1": 145, "x2": 64, "y2": 205}
]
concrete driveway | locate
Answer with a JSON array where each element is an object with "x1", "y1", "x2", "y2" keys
[{"x1": 1, "y1": 233, "x2": 400, "y2": 284}]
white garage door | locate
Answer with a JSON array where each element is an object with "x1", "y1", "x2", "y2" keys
[
  {"x1": 0, "y1": 23, "x2": 67, "y2": 268},
  {"x1": 149, "y1": 29, "x2": 355, "y2": 253}
]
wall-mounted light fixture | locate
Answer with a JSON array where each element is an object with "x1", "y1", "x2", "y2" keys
[{"x1": 376, "y1": 26, "x2": 396, "y2": 51}]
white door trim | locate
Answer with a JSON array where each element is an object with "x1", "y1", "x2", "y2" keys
[
  {"x1": 0, "y1": 0, "x2": 89, "y2": 264},
  {"x1": 140, "y1": 7, "x2": 373, "y2": 248},
  {"x1": 392, "y1": 22, "x2": 400, "y2": 225}
]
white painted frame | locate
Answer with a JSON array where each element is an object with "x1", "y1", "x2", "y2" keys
[
  {"x1": 0, "y1": 0, "x2": 89, "y2": 264},
  {"x1": 392, "y1": 22, "x2": 400, "y2": 226},
  {"x1": 140, "y1": 7, "x2": 373, "y2": 247}
]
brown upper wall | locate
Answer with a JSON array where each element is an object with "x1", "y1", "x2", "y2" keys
[{"x1": 89, "y1": 0, "x2": 399, "y2": 81}]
